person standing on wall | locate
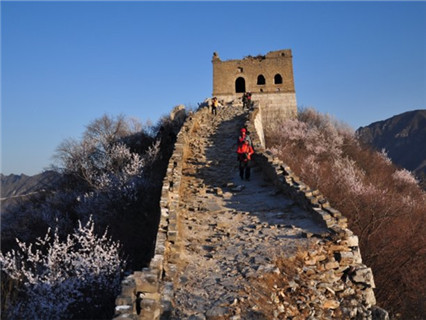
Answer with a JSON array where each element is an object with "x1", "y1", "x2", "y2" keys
[
  {"x1": 237, "y1": 127, "x2": 252, "y2": 148},
  {"x1": 237, "y1": 139, "x2": 254, "y2": 181},
  {"x1": 211, "y1": 97, "x2": 218, "y2": 116},
  {"x1": 242, "y1": 92, "x2": 248, "y2": 110},
  {"x1": 247, "y1": 92, "x2": 252, "y2": 109}
]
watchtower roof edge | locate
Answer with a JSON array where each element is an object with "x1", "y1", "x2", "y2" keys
[{"x1": 212, "y1": 49, "x2": 293, "y2": 62}]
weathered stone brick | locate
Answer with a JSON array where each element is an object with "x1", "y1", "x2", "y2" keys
[{"x1": 352, "y1": 267, "x2": 375, "y2": 288}]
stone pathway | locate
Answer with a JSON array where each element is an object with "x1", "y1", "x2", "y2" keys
[{"x1": 171, "y1": 105, "x2": 328, "y2": 319}]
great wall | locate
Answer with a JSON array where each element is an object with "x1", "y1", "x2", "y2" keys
[
  {"x1": 113, "y1": 50, "x2": 388, "y2": 319},
  {"x1": 113, "y1": 100, "x2": 388, "y2": 320}
]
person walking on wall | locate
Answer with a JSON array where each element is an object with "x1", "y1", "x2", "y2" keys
[
  {"x1": 237, "y1": 139, "x2": 254, "y2": 181},
  {"x1": 211, "y1": 97, "x2": 218, "y2": 116},
  {"x1": 246, "y1": 92, "x2": 252, "y2": 109},
  {"x1": 238, "y1": 127, "x2": 252, "y2": 148},
  {"x1": 242, "y1": 92, "x2": 252, "y2": 110},
  {"x1": 242, "y1": 92, "x2": 248, "y2": 110}
]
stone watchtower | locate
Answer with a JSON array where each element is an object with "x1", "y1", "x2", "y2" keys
[{"x1": 212, "y1": 49, "x2": 297, "y2": 121}]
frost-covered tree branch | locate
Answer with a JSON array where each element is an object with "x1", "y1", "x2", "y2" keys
[{"x1": 0, "y1": 217, "x2": 126, "y2": 320}]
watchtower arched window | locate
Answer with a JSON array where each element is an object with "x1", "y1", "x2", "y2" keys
[
  {"x1": 235, "y1": 77, "x2": 246, "y2": 93},
  {"x1": 274, "y1": 74, "x2": 283, "y2": 84},
  {"x1": 257, "y1": 74, "x2": 266, "y2": 85}
]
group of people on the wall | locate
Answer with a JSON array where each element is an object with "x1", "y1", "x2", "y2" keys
[
  {"x1": 236, "y1": 127, "x2": 254, "y2": 181},
  {"x1": 210, "y1": 92, "x2": 253, "y2": 116},
  {"x1": 208, "y1": 92, "x2": 255, "y2": 181},
  {"x1": 241, "y1": 92, "x2": 252, "y2": 110}
]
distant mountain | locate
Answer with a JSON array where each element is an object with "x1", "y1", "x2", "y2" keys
[
  {"x1": 356, "y1": 109, "x2": 426, "y2": 187},
  {"x1": 0, "y1": 171, "x2": 61, "y2": 214}
]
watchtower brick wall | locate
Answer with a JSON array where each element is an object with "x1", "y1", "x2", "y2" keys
[{"x1": 212, "y1": 49, "x2": 298, "y2": 123}]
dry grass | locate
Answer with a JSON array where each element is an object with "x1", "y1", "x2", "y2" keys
[{"x1": 265, "y1": 108, "x2": 426, "y2": 319}]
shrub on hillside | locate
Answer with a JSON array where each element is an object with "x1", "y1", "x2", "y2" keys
[
  {"x1": 0, "y1": 217, "x2": 125, "y2": 320},
  {"x1": 265, "y1": 108, "x2": 426, "y2": 319},
  {"x1": 2, "y1": 109, "x2": 186, "y2": 278},
  {"x1": 54, "y1": 114, "x2": 156, "y2": 190},
  {"x1": 1, "y1": 110, "x2": 187, "y2": 318},
  {"x1": 2, "y1": 114, "x2": 163, "y2": 256}
]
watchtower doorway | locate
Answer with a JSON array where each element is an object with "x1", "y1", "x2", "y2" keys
[{"x1": 235, "y1": 77, "x2": 246, "y2": 93}]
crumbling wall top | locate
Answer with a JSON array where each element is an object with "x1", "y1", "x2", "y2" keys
[{"x1": 212, "y1": 49, "x2": 292, "y2": 63}]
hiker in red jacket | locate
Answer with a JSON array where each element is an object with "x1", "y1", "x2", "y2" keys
[{"x1": 237, "y1": 139, "x2": 254, "y2": 180}]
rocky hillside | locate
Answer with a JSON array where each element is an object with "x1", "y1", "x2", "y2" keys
[{"x1": 356, "y1": 109, "x2": 426, "y2": 187}]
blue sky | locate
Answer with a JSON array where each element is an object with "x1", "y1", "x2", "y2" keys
[{"x1": 1, "y1": 1, "x2": 425, "y2": 176}]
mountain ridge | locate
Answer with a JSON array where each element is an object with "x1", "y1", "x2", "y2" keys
[
  {"x1": 0, "y1": 171, "x2": 60, "y2": 214},
  {"x1": 356, "y1": 109, "x2": 426, "y2": 187},
  {"x1": 1, "y1": 171, "x2": 60, "y2": 199}
]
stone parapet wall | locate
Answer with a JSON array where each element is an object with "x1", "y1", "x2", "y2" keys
[
  {"x1": 255, "y1": 92, "x2": 297, "y2": 126},
  {"x1": 113, "y1": 107, "x2": 208, "y2": 320},
  {"x1": 246, "y1": 105, "x2": 351, "y2": 233},
  {"x1": 215, "y1": 92, "x2": 296, "y2": 118},
  {"x1": 252, "y1": 101, "x2": 266, "y2": 148},
  {"x1": 246, "y1": 104, "x2": 389, "y2": 319}
]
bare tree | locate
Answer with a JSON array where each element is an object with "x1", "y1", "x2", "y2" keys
[{"x1": 53, "y1": 114, "x2": 148, "y2": 188}]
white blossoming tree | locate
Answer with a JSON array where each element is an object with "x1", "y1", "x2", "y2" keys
[
  {"x1": 52, "y1": 115, "x2": 160, "y2": 222},
  {"x1": 0, "y1": 217, "x2": 126, "y2": 320},
  {"x1": 1, "y1": 112, "x2": 182, "y2": 317}
]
